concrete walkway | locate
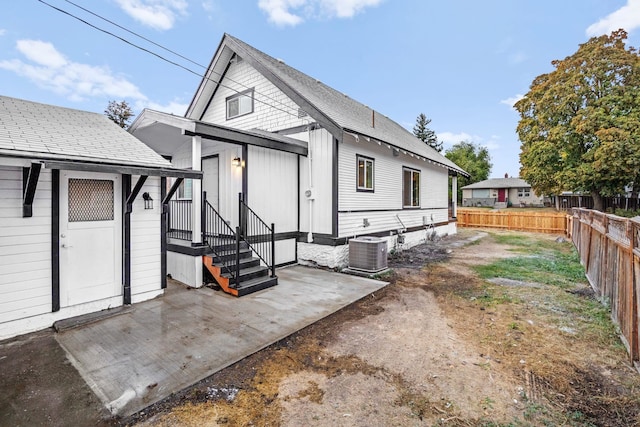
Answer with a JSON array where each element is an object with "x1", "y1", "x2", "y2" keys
[{"x1": 55, "y1": 266, "x2": 387, "y2": 417}]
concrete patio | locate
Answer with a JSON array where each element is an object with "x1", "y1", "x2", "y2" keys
[{"x1": 54, "y1": 265, "x2": 387, "y2": 417}]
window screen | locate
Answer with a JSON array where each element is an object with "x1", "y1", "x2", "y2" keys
[{"x1": 68, "y1": 179, "x2": 114, "y2": 222}]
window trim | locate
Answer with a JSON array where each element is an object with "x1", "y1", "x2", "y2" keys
[
  {"x1": 226, "y1": 88, "x2": 254, "y2": 120},
  {"x1": 517, "y1": 187, "x2": 531, "y2": 198},
  {"x1": 176, "y1": 178, "x2": 193, "y2": 200},
  {"x1": 356, "y1": 154, "x2": 375, "y2": 192},
  {"x1": 402, "y1": 167, "x2": 421, "y2": 208}
]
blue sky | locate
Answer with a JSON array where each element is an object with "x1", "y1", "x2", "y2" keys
[{"x1": 1, "y1": 0, "x2": 639, "y2": 178}]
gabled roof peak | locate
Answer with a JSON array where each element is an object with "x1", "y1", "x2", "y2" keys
[{"x1": 189, "y1": 34, "x2": 467, "y2": 175}]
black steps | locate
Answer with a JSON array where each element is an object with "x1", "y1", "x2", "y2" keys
[
  {"x1": 234, "y1": 276, "x2": 278, "y2": 297},
  {"x1": 205, "y1": 243, "x2": 278, "y2": 297}
]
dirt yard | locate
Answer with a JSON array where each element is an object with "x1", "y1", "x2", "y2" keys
[{"x1": 124, "y1": 229, "x2": 640, "y2": 426}]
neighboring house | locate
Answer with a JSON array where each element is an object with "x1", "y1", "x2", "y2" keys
[
  {"x1": 130, "y1": 34, "x2": 467, "y2": 293},
  {"x1": 0, "y1": 95, "x2": 199, "y2": 340},
  {"x1": 461, "y1": 177, "x2": 544, "y2": 208}
]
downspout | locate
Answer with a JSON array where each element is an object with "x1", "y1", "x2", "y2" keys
[{"x1": 307, "y1": 123, "x2": 314, "y2": 243}]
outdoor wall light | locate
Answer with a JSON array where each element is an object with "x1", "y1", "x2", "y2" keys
[
  {"x1": 232, "y1": 156, "x2": 242, "y2": 167},
  {"x1": 142, "y1": 192, "x2": 153, "y2": 210}
]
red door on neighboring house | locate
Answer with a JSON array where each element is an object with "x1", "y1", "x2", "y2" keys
[{"x1": 497, "y1": 189, "x2": 506, "y2": 202}]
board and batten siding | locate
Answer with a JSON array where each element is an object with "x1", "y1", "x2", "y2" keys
[
  {"x1": 130, "y1": 176, "x2": 162, "y2": 299},
  {"x1": 338, "y1": 135, "x2": 450, "y2": 238},
  {"x1": 247, "y1": 146, "x2": 298, "y2": 265},
  {"x1": 0, "y1": 164, "x2": 52, "y2": 325},
  {"x1": 199, "y1": 57, "x2": 308, "y2": 132},
  {"x1": 299, "y1": 128, "x2": 334, "y2": 235},
  {"x1": 170, "y1": 139, "x2": 243, "y2": 228}
]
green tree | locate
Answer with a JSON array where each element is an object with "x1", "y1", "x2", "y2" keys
[
  {"x1": 445, "y1": 141, "x2": 492, "y2": 202},
  {"x1": 515, "y1": 29, "x2": 640, "y2": 211},
  {"x1": 105, "y1": 100, "x2": 135, "y2": 129},
  {"x1": 413, "y1": 113, "x2": 442, "y2": 152}
]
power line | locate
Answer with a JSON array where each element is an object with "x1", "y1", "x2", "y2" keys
[
  {"x1": 36, "y1": 0, "x2": 301, "y2": 119},
  {"x1": 59, "y1": 0, "x2": 301, "y2": 116}
]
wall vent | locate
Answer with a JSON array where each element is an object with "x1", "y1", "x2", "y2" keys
[{"x1": 349, "y1": 237, "x2": 388, "y2": 273}]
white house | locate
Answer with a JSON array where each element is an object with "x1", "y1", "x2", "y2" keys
[
  {"x1": 130, "y1": 34, "x2": 467, "y2": 295},
  {"x1": 461, "y1": 177, "x2": 545, "y2": 208},
  {"x1": 0, "y1": 96, "x2": 199, "y2": 340}
]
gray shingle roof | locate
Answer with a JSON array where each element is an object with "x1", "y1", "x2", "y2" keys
[
  {"x1": 0, "y1": 95, "x2": 172, "y2": 168},
  {"x1": 197, "y1": 34, "x2": 467, "y2": 175},
  {"x1": 461, "y1": 177, "x2": 531, "y2": 190}
]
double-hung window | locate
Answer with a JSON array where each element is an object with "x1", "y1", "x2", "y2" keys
[
  {"x1": 403, "y1": 167, "x2": 420, "y2": 208},
  {"x1": 226, "y1": 88, "x2": 254, "y2": 120},
  {"x1": 356, "y1": 155, "x2": 374, "y2": 192}
]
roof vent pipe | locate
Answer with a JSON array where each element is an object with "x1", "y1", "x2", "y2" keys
[{"x1": 371, "y1": 110, "x2": 375, "y2": 128}]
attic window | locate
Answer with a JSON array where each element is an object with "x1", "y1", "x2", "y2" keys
[{"x1": 226, "y1": 88, "x2": 254, "y2": 120}]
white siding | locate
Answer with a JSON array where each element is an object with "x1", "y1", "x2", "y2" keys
[
  {"x1": 199, "y1": 58, "x2": 307, "y2": 132},
  {"x1": 337, "y1": 134, "x2": 450, "y2": 238},
  {"x1": 0, "y1": 164, "x2": 52, "y2": 324},
  {"x1": 130, "y1": 176, "x2": 162, "y2": 296},
  {"x1": 247, "y1": 146, "x2": 297, "y2": 233},
  {"x1": 299, "y1": 128, "x2": 334, "y2": 235},
  {"x1": 169, "y1": 140, "x2": 244, "y2": 227},
  {"x1": 275, "y1": 239, "x2": 296, "y2": 265}
]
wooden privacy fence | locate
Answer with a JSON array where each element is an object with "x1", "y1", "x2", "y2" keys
[
  {"x1": 569, "y1": 208, "x2": 640, "y2": 365},
  {"x1": 457, "y1": 209, "x2": 568, "y2": 234}
]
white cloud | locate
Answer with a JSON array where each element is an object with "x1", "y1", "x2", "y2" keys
[
  {"x1": 16, "y1": 40, "x2": 67, "y2": 68},
  {"x1": 437, "y1": 131, "x2": 500, "y2": 151},
  {"x1": 0, "y1": 29, "x2": 6, "y2": 36},
  {"x1": 258, "y1": 0, "x2": 305, "y2": 26},
  {"x1": 500, "y1": 93, "x2": 524, "y2": 109},
  {"x1": 258, "y1": 0, "x2": 382, "y2": 27},
  {"x1": 115, "y1": 0, "x2": 188, "y2": 31},
  {"x1": 586, "y1": 0, "x2": 640, "y2": 36},
  {"x1": 0, "y1": 39, "x2": 146, "y2": 102},
  {"x1": 319, "y1": 0, "x2": 384, "y2": 18}
]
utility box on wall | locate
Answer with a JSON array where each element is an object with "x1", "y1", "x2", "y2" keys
[{"x1": 348, "y1": 236, "x2": 388, "y2": 273}]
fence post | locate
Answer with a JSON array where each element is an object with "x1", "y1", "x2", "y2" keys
[{"x1": 628, "y1": 219, "x2": 638, "y2": 363}]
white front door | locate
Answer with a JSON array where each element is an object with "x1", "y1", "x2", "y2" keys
[
  {"x1": 202, "y1": 156, "x2": 219, "y2": 211},
  {"x1": 59, "y1": 171, "x2": 122, "y2": 307}
]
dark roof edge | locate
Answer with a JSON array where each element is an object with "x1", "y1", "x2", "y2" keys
[
  {"x1": 223, "y1": 35, "x2": 343, "y2": 140},
  {"x1": 343, "y1": 128, "x2": 469, "y2": 177}
]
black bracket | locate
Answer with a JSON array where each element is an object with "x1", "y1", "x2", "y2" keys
[
  {"x1": 22, "y1": 163, "x2": 42, "y2": 218},
  {"x1": 125, "y1": 175, "x2": 148, "y2": 214},
  {"x1": 162, "y1": 177, "x2": 183, "y2": 213}
]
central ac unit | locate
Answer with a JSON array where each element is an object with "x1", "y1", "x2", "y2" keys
[{"x1": 349, "y1": 236, "x2": 388, "y2": 273}]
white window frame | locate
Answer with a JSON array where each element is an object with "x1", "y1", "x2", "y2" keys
[
  {"x1": 356, "y1": 155, "x2": 374, "y2": 192},
  {"x1": 518, "y1": 187, "x2": 531, "y2": 198},
  {"x1": 403, "y1": 167, "x2": 421, "y2": 208},
  {"x1": 226, "y1": 88, "x2": 254, "y2": 120}
]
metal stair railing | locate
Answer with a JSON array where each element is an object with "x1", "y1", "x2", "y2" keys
[
  {"x1": 202, "y1": 192, "x2": 239, "y2": 287},
  {"x1": 238, "y1": 193, "x2": 276, "y2": 278}
]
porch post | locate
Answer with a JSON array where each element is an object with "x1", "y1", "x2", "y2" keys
[
  {"x1": 191, "y1": 135, "x2": 202, "y2": 245},
  {"x1": 451, "y1": 174, "x2": 458, "y2": 218}
]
